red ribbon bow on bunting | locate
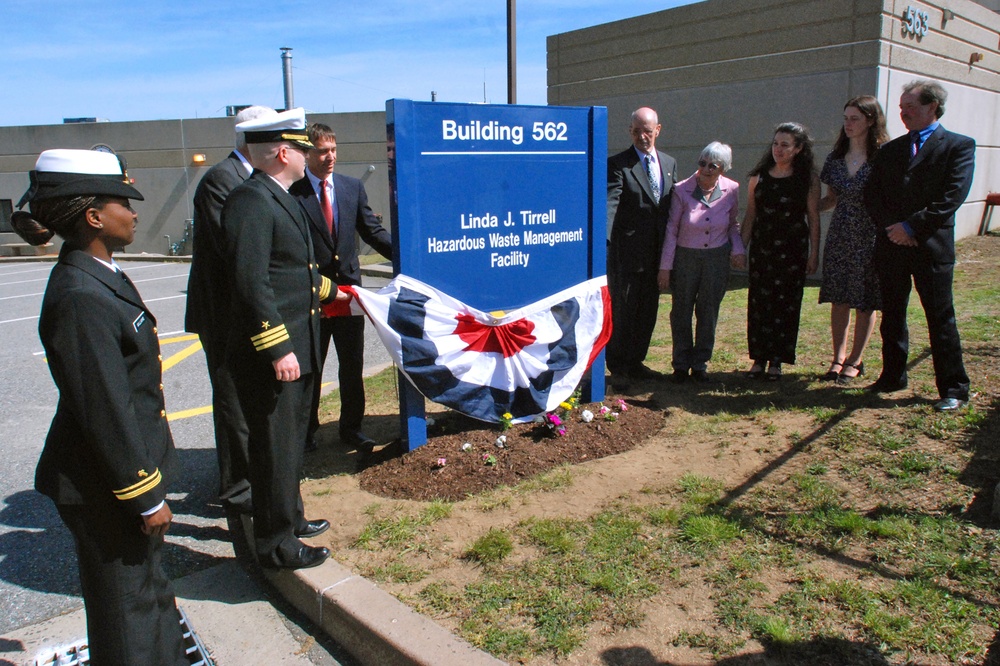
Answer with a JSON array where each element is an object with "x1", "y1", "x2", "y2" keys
[{"x1": 453, "y1": 313, "x2": 536, "y2": 358}]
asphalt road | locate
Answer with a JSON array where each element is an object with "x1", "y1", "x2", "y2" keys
[{"x1": 0, "y1": 258, "x2": 389, "y2": 663}]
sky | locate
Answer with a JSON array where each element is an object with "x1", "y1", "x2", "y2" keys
[{"x1": 2, "y1": 1, "x2": 695, "y2": 128}]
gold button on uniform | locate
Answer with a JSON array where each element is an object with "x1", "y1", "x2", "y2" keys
[
  {"x1": 153, "y1": 327, "x2": 158, "y2": 334},
  {"x1": 157, "y1": 354, "x2": 163, "y2": 362},
  {"x1": 311, "y1": 308, "x2": 316, "y2": 315},
  {"x1": 160, "y1": 410, "x2": 166, "y2": 417}
]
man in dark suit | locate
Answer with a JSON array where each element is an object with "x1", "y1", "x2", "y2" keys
[
  {"x1": 606, "y1": 107, "x2": 677, "y2": 384},
  {"x1": 185, "y1": 105, "x2": 272, "y2": 514},
  {"x1": 290, "y1": 123, "x2": 392, "y2": 452},
  {"x1": 864, "y1": 79, "x2": 975, "y2": 411},
  {"x1": 222, "y1": 108, "x2": 336, "y2": 569}
]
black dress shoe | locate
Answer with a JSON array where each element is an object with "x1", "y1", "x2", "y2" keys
[
  {"x1": 672, "y1": 369, "x2": 688, "y2": 384},
  {"x1": 631, "y1": 364, "x2": 664, "y2": 380},
  {"x1": 608, "y1": 372, "x2": 632, "y2": 389},
  {"x1": 934, "y1": 397, "x2": 967, "y2": 412},
  {"x1": 295, "y1": 519, "x2": 330, "y2": 539},
  {"x1": 868, "y1": 377, "x2": 907, "y2": 393},
  {"x1": 342, "y1": 431, "x2": 377, "y2": 452},
  {"x1": 271, "y1": 545, "x2": 330, "y2": 570},
  {"x1": 690, "y1": 369, "x2": 710, "y2": 383}
]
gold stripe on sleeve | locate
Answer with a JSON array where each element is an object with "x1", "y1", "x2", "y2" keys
[
  {"x1": 252, "y1": 324, "x2": 290, "y2": 351},
  {"x1": 113, "y1": 468, "x2": 162, "y2": 501},
  {"x1": 319, "y1": 276, "x2": 332, "y2": 301}
]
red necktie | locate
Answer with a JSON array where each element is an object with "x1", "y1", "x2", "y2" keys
[{"x1": 319, "y1": 181, "x2": 334, "y2": 235}]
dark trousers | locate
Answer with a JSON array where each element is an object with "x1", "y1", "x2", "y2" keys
[
  {"x1": 606, "y1": 268, "x2": 660, "y2": 375},
  {"x1": 200, "y1": 330, "x2": 251, "y2": 508},
  {"x1": 57, "y1": 504, "x2": 187, "y2": 666},
  {"x1": 234, "y1": 360, "x2": 313, "y2": 566},
  {"x1": 308, "y1": 315, "x2": 366, "y2": 442},
  {"x1": 670, "y1": 245, "x2": 731, "y2": 371},
  {"x1": 876, "y1": 244, "x2": 969, "y2": 400}
]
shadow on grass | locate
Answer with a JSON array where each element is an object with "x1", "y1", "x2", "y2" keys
[{"x1": 600, "y1": 635, "x2": 890, "y2": 664}]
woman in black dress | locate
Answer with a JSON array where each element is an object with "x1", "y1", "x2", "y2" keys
[
  {"x1": 12, "y1": 149, "x2": 188, "y2": 665},
  {"x1": 741, "y1": 123, "x2": 821, "y2": 380},
  {"x1": 818, "y1": 96, "x2": 889, "y2": 384}
]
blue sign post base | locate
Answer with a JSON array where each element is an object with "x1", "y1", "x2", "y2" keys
[{"x1": 398, "y1": 369, "x2": 427, "y2": 452}]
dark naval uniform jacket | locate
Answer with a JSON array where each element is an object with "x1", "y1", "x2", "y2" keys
[
  {"x1": 222, "y1": 170, "x2": 334, "y2": 565},
  {"x1": 185, "y1": 150, "x2": 250, "y2": 340},
  {"x1": 223, "y1": 170, "x2": 333, "y2": 372},
  {"x1": 36, "y1": 245, "x2": 174, "y2": 514}
]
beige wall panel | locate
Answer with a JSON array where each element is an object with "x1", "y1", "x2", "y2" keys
[
  {"x1": 878, "y1": 0, "x2": 1000, "y2": 53},
  {"x1": 177, "y1": 118, "x2": 241, "y2": 149},
  {"x1": 552, "y1": 45, "x2": 874, "y2": 107},
  {"x1": 121, "y1": 150, "x2": 189, "y2": 169},
  {"x1": 883, "y1": 43, "x2": 1000, "y2": 89},
  {"x1": 548, "y1": 0, "x2": 883, "y2": 76},
  {"x1": 0, "y1": 156, "x2": 41, "y2": 172},
  {"x1": 883, "y1": 25, "x2": 1000, "y2": 74}
]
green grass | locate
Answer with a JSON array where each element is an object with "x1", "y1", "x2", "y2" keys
[
  {"x1": 313, "y1": 236, "x2": 1000, "y2": 664},
  {"x1": 465, "y1": 528, "x2": 514, "y2": 563}
]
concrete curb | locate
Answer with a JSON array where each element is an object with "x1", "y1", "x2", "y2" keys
[{"x1": 237, "y1": 515, "x2": 506, "y2": 666}]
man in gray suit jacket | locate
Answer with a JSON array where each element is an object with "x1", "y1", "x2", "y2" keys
[
  {"x1": 185, "y1": 105, "x2": 272, "y2": 514},
  {"x1": 606, "y1": 107, "x2": 677, "y2": 385},
  {"x1": 290, "y1": 123, "x2": 393, "y2": 454}
]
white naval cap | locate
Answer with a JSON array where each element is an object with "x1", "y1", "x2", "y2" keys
[
  {"x1": 18, "y1": 148, "x2": 142, "y2": 207},
  {"x1": 236, "y1": 107, "x2": 313, "y2": 149}
]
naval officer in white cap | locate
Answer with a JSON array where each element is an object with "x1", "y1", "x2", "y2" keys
[
  {"x1": 13, "y1": 149, "x2": 189, "y2": 664},
  {"x1": 222, "y1": 108, "x2": 339, "y2": 569}
]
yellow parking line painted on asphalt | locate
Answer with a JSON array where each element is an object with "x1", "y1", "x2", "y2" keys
[
  {"x1": 160, "y1": 333, "x2": 200, "y2": 345},
  {"x1": 167, "y1": 405, "x2": 213, "y2": 422},
  {"x1": 161, "y1": 340, "x2": 202, "y2": 372}
]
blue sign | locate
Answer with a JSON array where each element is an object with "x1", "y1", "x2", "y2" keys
[
  {"x1": 386, "y1": 100, "x2": 607, "y2": 448},
  {"x1": 388, "y1": 100, "x2": 606, "y2": 311}
]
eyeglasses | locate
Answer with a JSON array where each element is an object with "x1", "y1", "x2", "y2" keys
[{"x1": 698, "y1": 160, "x2": 721, "y2": 170}]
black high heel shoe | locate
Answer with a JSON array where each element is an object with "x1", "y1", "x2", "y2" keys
[
  {"x1": 822, "y1": 360, "x2": 844, "y2": 381},
  {"x1": 836, "y1": 361, "x2": 865, "y2": 385}
]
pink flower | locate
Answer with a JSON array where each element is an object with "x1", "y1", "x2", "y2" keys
[{"x1": 547, "y1": 413, "x2": 563, "y2": 426}]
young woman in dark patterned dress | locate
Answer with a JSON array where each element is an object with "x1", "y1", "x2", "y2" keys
[{"x1": 741, "y1": 123, "x2": 821, "y2": 380}]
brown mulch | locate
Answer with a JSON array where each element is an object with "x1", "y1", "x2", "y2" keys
[{"x1": 357, "y1": 397, "x2": 664, "y2": 502}]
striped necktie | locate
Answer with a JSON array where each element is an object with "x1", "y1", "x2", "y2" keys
[{"x1": 645, "y1": 155, "x2": 661, "y2": 203}]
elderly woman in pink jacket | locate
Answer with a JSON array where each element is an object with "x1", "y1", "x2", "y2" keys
[{"x1": 657, "y1": 141, "x2": 745, "y2": 383}]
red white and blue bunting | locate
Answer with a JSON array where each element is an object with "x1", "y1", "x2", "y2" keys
[{"x1": 345, "y1": 275, "x2": 611, "y2": 424}]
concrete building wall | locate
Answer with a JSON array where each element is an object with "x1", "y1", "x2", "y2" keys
[
  {"x1": 0, "y1": 111, "x2": 391, "y2": 255},
  {"x1": 548, "y1": 0, "x2": 1000, "y2": 240}
]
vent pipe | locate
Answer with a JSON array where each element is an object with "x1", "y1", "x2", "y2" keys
[{"x1": 280, "y1": 47, "x2": 294, "y2": 110}]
